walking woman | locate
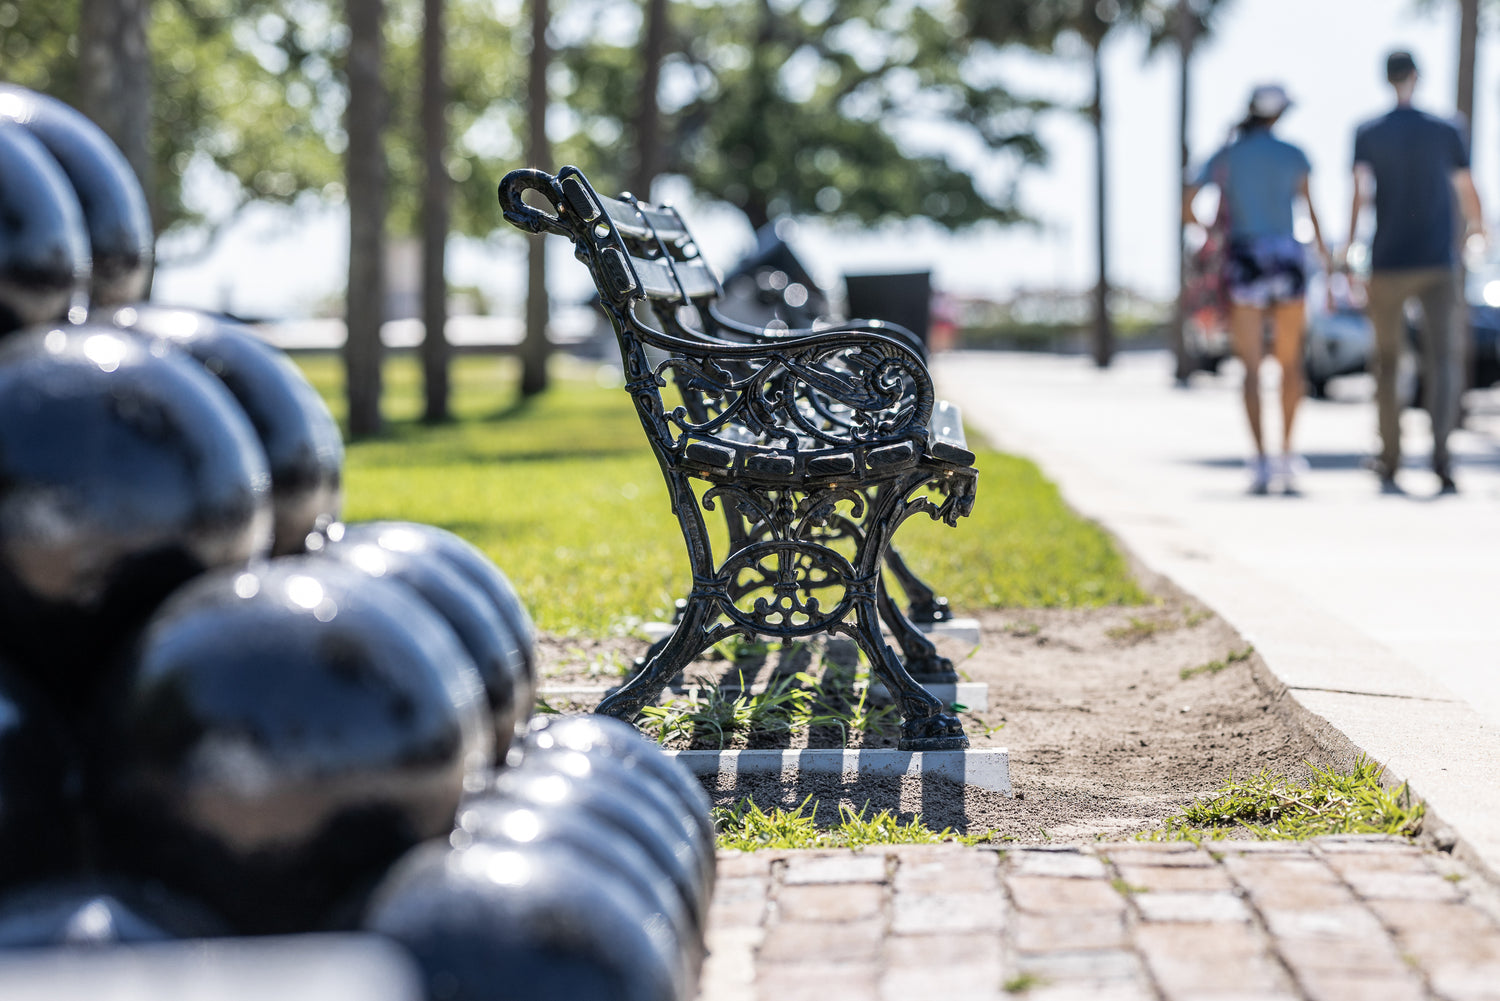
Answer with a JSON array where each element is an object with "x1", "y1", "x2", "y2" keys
[{"x1": 1185, "y1": 84, "x2": 1330, "y2": 494}]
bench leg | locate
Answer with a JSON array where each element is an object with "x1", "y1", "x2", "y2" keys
[
  {"x1": 883, "y1": 545, "x2": 952, "y2": 624},
  {"x1": 846, "y1": 600, "x2": 968, "y2": 751},
  {"x1": 876, "y1": 573, "x2": 958, "y2": 682},
  {"x1": 598, "y1": 597, "x2": 719, "y2": 722}
]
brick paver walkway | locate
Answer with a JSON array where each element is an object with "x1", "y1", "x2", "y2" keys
[{"x1": 699, "y1": 837, "x2": 1500, "y2": 1001}]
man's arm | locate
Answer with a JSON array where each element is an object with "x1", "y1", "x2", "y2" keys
[
  {"x1": 1182, "y1": 183, "x2": 1204, "y2": 228},
  {"x1": 1298, "y1": 174, "x2": 1329, "y2": 267},
  {"x1": 1453, "y1": 167, "x2": 1484, "y2": 240},
  {"x1": 1346, "y1": 163, "x2": 1372, "y2": 259}
]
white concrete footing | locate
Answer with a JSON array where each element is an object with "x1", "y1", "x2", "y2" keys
[{"x1": 663, "y1": 748, "x2": 1012, "y2": 796}]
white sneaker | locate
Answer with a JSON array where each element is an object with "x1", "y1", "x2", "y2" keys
[
  {"x1": 1275, "y1": 453, "x2": 1308, "y2": 495},
  {"x1": 1247, "y1": 455, "x2": 1271, "y2": 495}
]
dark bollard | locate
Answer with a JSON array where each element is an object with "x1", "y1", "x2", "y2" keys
[
  {"x1": 0, "y1": 324, "x2": 272, "y2": 681},
  {"x1": 364, "y1": 838, "x2": 685, "y2": 1001},
  {"x1": 0, "y1": 879, "x2": 226, "y2": 947},
  {"x1": 322, "y1": 521, "x2": 536, "y2": 711},
  {"x1": 0, "y1": 86, "x2": 153, "y2": 307},
  {"x1": 99, "y1": 558, "x2": 493, "y2": 933},
  {"x1": 316, "y1": 533, "x2": 527, "y2": 760},
  {"x1": 110, "y1": 305, "x2": 344, "y2": 556},
  {"x1": 0, "y1": 123, "x2": 89, "y2": 335}
]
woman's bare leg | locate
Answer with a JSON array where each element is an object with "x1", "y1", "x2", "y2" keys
[
  {"x1": 1230, "y1": 303, "x2": 1267, "y2": 456},
  {"x1": 1270, "y1": 299, "x2": 1307, "y2": 452}
]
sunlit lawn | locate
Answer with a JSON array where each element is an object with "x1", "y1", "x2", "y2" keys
[{"x1": 298, "y1": 352, "x2": 1146, "y2": 635}]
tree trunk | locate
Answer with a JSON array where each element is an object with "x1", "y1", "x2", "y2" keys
[
  {"x1": 420, "y1": 0, "x2": 451, "y2": 423},
  {"x1": 345, "y1": 0, "x2": 387, "y2": 438},
  {"x1": 632, "y1": 0, "x2": 669, "y2": 199},
  {"x1": 520, "y1": 0, "x2": 551, "y2": 398},
  {"x1": 1171, "y1": 3, "x2": 1196, "y2": 384},
  {"x1": 1457, "y1": 0, "x2": 1479, "y2": 130},
  {"x1": 78, "y1": 0, "x2": 154, "y2": 230},
  {"x1": 1090, "y1": 39, "x2": 1113, "y2": 369}
]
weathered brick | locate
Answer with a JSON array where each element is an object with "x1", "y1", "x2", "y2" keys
[
  {"x1": 1426, "y1": 963, "x2": 1500, "y2": 1001},
  {"x1": 1013, "y1": 912, "x2": 1128, "y2": 954},
  {"x1": 891, "y1": 891, "x2": 1005, "y2": 935},
  {"x1": 1367, "y1": 899, "x2": 1500, "y2": 939},
  {"x1": 883, "y1": 933, "x2": 1003, "y2": 969},
  {"x1": 1132, "y1": 891, "x2": 1253, "y2": 924},
  {"x1": 711, "y1": 876, "x2": 771, "y2": 929},
  {"x1": 894, "y1": 852, "x2": 1000, "y2": 894},
  {"x1": 774, "y1": 883, "x2": 884, "y2": 924},
  {"x1": 1223, "y1": 856, "x2": 1338, "y2": 883},
  {"x1": 1259, "y1": 905, "x2": 1387, "y2": 941},
  {"x1": 1099, "y1": 846, "x2": 1217, "y2": 868},
  {"x1": 699, "y1": 925, "x2": 764, "y2": 1001},
  {"x1": 1274, "y1": 935, "x2": 1409, "y2": 976},
  {"x1": 1014, "y1": 948, "x2": 1144, "y2": 984},
  {"x1": 1114, "y1": 863, "x2": 1234, "y2": 893},
  {"x1": 1006, "y1": 876, "x2": 1127, "y2": 914},
  {"x1": 755, "y1": 963, "x2": 877, "y2": 1001},
  {"x1": 1236, "y1": 878, "x2": 1355, "y2": 911},
  {"x1": 1009, "y1": 849, "x2": 1109, "y2": 879},
  {"x1": 717, "y1": 851, "x2": 777, "y2": 880},
  {"x1": 1297, "y1": 970, "x2": 1428, "y2": 1001},
  {"x1": 1134, "y1": 922, "x2": 1288, "y2": 995},
  {"x1": 1025, "y1": 986, "x2": 1156, "y2": 1001},
  {"x1": 877, "y1": 963, "x2": 1004, "y2": 1001},
  {"x1": 1340, "y1": 870, "x2": 1464, "y2": 902},
  {"x1": 782, "y1": 853, "x2": 887, "y2": 886},
  {"x1": 757, "y1": 919, "x2": 884, "y2": 964},
  {"x1": 1321, "y1": 849, "x2": 1431, "y2": 875}
]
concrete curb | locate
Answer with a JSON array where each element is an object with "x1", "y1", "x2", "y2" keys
[{"x1": 664, "y1": 748, "x2": 1013, "y2": 796}]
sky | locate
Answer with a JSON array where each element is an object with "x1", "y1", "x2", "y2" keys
[{"x1": 153, "y1": 0, "x2": 1497, "y2": 318}]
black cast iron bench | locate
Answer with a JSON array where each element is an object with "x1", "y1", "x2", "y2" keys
[{"x1": 499, "y1": 166, "x2": 977, "y2": 750}]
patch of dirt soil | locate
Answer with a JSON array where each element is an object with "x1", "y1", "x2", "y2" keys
[{"x1": 531, "y1": 569, "x2": 1323, "y2": 842}]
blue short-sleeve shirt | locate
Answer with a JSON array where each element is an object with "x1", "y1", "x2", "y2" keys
[
  {"x1": 1352, "y1": 108, "x2": 1469, "y2": 270},
  {"x1": 1194, "y1": 129, "x2": 1311, "y2": 241}
]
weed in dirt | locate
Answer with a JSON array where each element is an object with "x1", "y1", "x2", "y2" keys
[
  {"x1": 638, "y1": 670, "x2": 830, "y2": 747},
  {"x1": 1144, "y1": 757, "x2": 1425, "y2": 841},
  {"x1": 1110, "y1": 878, "x2": 1147, "y2": 895},
  {"x1": 715, "y1": 797, "x2": 966, "y2": 851},
  {"x1": 1183, "y1": 607, "x2": 1214, "y2": 627},
  {"x1": 1179, "y1": 645, "x2": 1254, "y2": 681},
  {"x1": 1107, "y1": 615, "x2": 1176, "y2": 644},
  {"x1": 1003, "y1": 973, "x2": 1045, "y2": 993},
  {"x1": 1003, "y1": 621, "x2": 1041, "y2": 638}
]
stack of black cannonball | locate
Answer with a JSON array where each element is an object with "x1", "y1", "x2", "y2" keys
[{"x1": 0, "y1": 86, "x2": 711, "y2": 1000}]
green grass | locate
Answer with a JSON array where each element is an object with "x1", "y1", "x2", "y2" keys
[
  {"x1": 1144, "y1": 757, "x2": 1425, "y2": 842},
  {"x1": 1179, "y1": 645, "x2": 1254, "y2": 681},
  {"x1": 299, "y1": 353, "x2": 1145, "y2": 634},
  {"x1": 713, "y1": 796, "x2": 994, "y2": 851}
]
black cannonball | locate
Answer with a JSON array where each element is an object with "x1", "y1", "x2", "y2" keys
[
  {"x1": 0, "y1": 324, "x2": 272, "y2": 678},
  {"x1": 316, "y1": 534, "x2": 525, "y2": 758},
  {"x1": 524, "y1": 714, "x2": 714, "y2": 855},
  {"x1": 110, "y1": 305, "x2": 344, "y2": 556},
  {"x1": 518, "y1": 746, "x2": 715, "y2": 895},
  {"x1": 0, "y1": 662, "x2": 79, "y2": 889},
  {"x1": 488, "y1": 761, "x2": 706, "y2": 926},
  {"x1": 0, "y1": 122, "x2": 89, "y2": 335},
  {"x1": 325, "y1": 521, "x2": 535, "y2": 709},
  {"x1": 101, "y1": 558, "x2": 493, "y2": 933},
  {"x1": 364, "y1": 839, "x2": 684, "y2": 1001},
  {"x1": 0, "y1": 878, "x2": 225, "y2": 947},
  {"x1": 0, "y1": 86, "x2": 152, "y2": 306},
  {"x1": 455, "y1": 796, "x2": 702, "y2": 980}
]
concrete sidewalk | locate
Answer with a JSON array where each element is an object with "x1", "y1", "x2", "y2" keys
[{"x1": 933, "y1": 351, "x2": 1500, "y2": 879}]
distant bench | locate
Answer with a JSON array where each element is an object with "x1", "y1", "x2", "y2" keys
[{"x1": 500, "y1": 166, "x2": 977, "y2": 750}]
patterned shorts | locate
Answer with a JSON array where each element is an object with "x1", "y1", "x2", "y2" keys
[{"x1": 1225, "y1": 235, "x2": 1307, "y2": 308}]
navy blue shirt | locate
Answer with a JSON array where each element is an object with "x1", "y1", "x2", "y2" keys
[
  {"x1": 1353, "y1": 107, "x2": 1469, "y2": 270},
  {"x1": 1196, "y1": 129, "x2": 1310, "y2": 240}
]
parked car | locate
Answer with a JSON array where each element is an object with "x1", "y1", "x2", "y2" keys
[{"x1": 1304, "y1": 268, "x2": 1372, "y2": 399}]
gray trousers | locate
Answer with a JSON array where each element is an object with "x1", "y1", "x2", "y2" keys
[{"x1": 1365, "y1": 266, "x2": 1462, "y2": 476}]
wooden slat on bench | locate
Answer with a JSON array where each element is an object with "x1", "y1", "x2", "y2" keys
[{"x1": 628, "y1": 253, "x2": 719, "y2": 302}]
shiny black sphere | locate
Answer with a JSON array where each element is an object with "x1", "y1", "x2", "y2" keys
[
  {"x1": 0, "y1": 122, "x2": 88, "y2": 335},
  {"x1": 488, "y1": 760, "x2": 706, "y2": 926},
  {"x1": 101, "y1": 557, "x2": 493, "y2": 933},
  {"x1": 316, "y1": 533, "x2": 525, "y2": 759},
  {"x1": 327, "y1": 521, "x2": 535, "y2": 710},
  {"x1": 0, "y1": 662, "x2": 79, "y2": 889},
  {"x1": 0, "y1": 324, "x2": 272, "y2": 678},
  {"x1": 363, "y1": 839, "x2": 684, "y2": 1001},
  {"x1": 525, "y1": 714, "x2": 713, "y2": 854},
  {"x1": 110, "y1": 305, "x2": 344, "y2": 556},
  {"x1": 0, "y1": 878, "x2": 225, "y2": 947},
  {"x1": 0, "y1": 86, "x2": 152, "y2": 306},
  {"x1": 455, "y1": 795, "x2": 702, "y2": 979},
  {"x1": 518, "y1": 747, "x2": 714, "y2": 897}
]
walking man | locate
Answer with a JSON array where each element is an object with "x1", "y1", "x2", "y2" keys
[{"x1": 1347, "y1": 50, "x2": 1484, "y2": 494}]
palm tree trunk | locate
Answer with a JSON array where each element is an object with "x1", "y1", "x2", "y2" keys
[
  {"x1": 1457, "y1": 0, "x2": 1479, "y2": 129},
  {"x1": 78, "y1": 0, "x2": 154, "y2": 232},
  {"x1": 420, "y1": 0, "x2": 451, "y2": 423},
  {"x1": 1171, "y1": 3, "x2": 1196, "y2": 384},
  {"x1": 345, "y1": 0, "x2": 387, "y2": 437},
  {"x1": 520, "y1": 0, "x2": 551, "y2": 398},
  {"x1": 1090, "y1": 38, "x2": 1113, "y2": 369},
  {"x1": 632, "y1": 0, "x2": 669, "y2": 199}
]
